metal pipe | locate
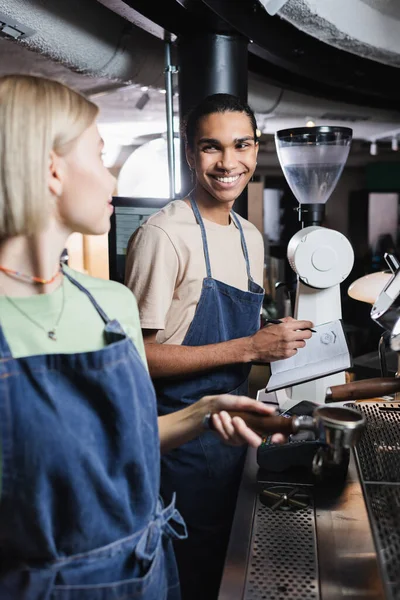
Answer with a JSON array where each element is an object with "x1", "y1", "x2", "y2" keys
[{"x1": 164, "y1": 40, "x2": 176, "y2": 200}]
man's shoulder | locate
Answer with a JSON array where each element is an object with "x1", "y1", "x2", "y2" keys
[
  {"x1": 143, "y1": 199, "x2": 193, "y2": 232},
  {"x1": 234, "y1": 214, "x2": 264, "y2": 244}
]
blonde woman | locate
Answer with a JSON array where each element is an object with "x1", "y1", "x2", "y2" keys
[{"x1": 0, "y1": 75, "x2": 284, "y2": 600}]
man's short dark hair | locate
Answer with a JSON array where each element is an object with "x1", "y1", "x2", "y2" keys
[{"x1": 183, "y1": 93, "x2": 258, "y2": 150}]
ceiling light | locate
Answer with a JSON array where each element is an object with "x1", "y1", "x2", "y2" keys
[
  {"x1": 140, "y1": 86, "x2": 149, "y2": 92},
  {"x1": 348, "y1": 272, "x2": 391, "y2": 304},
  {"x1": 370, "y1": 141, "x2": 378, "y2": 156},
  {"x1": 135, "y1": 92, "x2": 150, "y2": 111},
  {"x1": 306, "y1": 119, "x2": 315, "y2": 127},
  {"x1": 392, "y1": 138, "x2": 398, "y2": 151}
]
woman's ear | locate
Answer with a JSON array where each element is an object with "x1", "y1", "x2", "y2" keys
[{"x1": 48, "y1": 151, "x2": 63, "y2": 198}]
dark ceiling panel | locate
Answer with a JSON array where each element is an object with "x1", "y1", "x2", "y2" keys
[
  {"x1": 199, "y1": 0, "x2": 400, "y2": 110},
  {"x1": 107, "y1": 0, "x2": 400, "y2": 110}
]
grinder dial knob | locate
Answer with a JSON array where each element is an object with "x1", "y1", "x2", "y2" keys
[{"x1": 287, "y1": 225, "x2": 354, "y2": 289}]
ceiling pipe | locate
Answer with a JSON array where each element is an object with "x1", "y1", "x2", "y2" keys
[{"x1": 368, "y1": 125, "x2": 400, "y2": 142}]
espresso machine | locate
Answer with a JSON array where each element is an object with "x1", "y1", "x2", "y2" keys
[
  {"x1": 219, "y1": 259, "x2": 400, "y2": 600},
  {"x1": 259, "y1": 126, "x2": 355, "y2": 411},
  {"x1": 325, "y1": 261, "x2": 400, "y2": 402}
]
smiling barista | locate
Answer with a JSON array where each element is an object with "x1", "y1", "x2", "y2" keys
[{"x1": 125, "y1": 94, "x2": 313, "y2": 600}]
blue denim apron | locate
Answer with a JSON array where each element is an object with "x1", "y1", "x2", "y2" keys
[
  {"x1": 0, "y1": 270, "x2": 187, "y2": 600},
  {"x1": 157, "y1": 198, "x2": 264, "y2": 599}
]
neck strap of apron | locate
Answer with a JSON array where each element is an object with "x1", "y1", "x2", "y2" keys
[
  {"x1": 0, "y1": 269, "x2": 112, "y2": 359},
  {"x1": 189, "y1": 196, "x2": 254, "y2": 282},
  {"x1": 62, "y1": 268, "x2": 111, "y2": 324},
  {"x1": 0, "y1": 324, "x2": 11, "y2": 358}
]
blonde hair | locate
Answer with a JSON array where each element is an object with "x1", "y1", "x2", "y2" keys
[{"x1": 0, "y1": 74, "x2": 98, "y2": 240}]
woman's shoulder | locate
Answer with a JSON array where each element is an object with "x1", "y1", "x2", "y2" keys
[{"x1": 64, "y1": 266, "x2": 137, "y2": 308}]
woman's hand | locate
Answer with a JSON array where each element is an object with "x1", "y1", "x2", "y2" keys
[{"x1": 201, "y1": 394, "x2": 286, "y2": 448}]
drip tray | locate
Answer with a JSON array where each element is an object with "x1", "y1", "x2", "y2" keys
[
  {"x1": 244, "y1": 485, "x2": 319, "y2": 600},
  {"x1": 352, "y1": 402, "x2": 400, "y2": 600},
  {"x1": 365, "y1": 484, "x2": 400, "y2": 600},
  {"x1": 219, "y1": 445, "x2": 386, "y2": 600}
]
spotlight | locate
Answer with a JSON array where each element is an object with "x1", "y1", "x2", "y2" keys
[
  {"x1": 306, "y1": 119, "x2": 316, "y2": 127},
  {"x1": 135, "y1": 92, "x2": 150, "y2": 111}
]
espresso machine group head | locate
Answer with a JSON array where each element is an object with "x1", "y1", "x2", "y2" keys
[{"x1": 271, "y1": 126, "x2": 354, "y2": 410}]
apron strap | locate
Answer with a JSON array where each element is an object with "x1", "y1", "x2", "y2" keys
[
  {"x1": 189, "y1": 195, "x2": 255, "y2": 286},
  {"x1": 135, "y1": 494, "x2": 187, "y2": 565},
  {"x1": 230, "y1": 211, "x2": 254, "y2": 285},
  {"x1": 190, "y1": 197, "x2": 212, "y2": 278},
  {"x1": 0, "y1": 326, "x2": 12, "y2": 358},
  {"x1": 62, "y1": 268, "x2": 111, "y2": 325}
]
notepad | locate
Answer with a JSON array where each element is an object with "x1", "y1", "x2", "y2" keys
[{"x1": 265, "y1": 319, "x2": 352, "y2": 392}]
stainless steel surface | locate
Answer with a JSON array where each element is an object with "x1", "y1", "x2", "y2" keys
[
  {"x1": 218, "y1": 448, "x2": 258, "y2": 600},
  {"x1": 164, "y1": 40, "x2": 176, "y2": 200},
  {"x1": 315, "y1": 456, "x2": 386, "y2": 600},
  {"x1": 219, "y1": 449, "x2": 385, "y2": 600}
]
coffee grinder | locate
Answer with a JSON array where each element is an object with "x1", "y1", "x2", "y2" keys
[{"x1": 260, "y1": 126, "x2": 355, "y2": 411}]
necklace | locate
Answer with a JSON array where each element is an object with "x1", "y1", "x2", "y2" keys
[
  {"x1": 0, "y1": 265, "x2": 61, "y2": 285},
  {"x1": 3, "y1": 278, "x2": 66, "y2": 341}
]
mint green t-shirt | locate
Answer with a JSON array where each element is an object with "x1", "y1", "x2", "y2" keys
[{"x1": 0, "y1": 266, "x2": 147, "y2": 364}]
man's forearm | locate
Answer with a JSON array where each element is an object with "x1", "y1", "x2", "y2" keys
[{"x1": 146, "y1": 337, "x2": 254, "y2": 379}]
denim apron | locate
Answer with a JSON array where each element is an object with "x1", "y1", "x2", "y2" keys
[
  {"x1": 0, "y1": 270, "x2": 187, "y2": 600},
  {"x1": 157, "y1": 198, "x2": 264, "y2": 599}
]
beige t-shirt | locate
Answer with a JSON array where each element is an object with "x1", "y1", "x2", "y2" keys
[{"x1": 125, "y1": 199, "x2": 265, "y2": 345}]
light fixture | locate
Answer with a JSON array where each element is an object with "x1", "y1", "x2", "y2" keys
[
  {"x1": 348, "y1": 272, "x2": 391, "y2": 304},
  {"x1": 306, "y1": 119, "x2": 316, "y2": 127},
  {"x1": 370, "y1": 141, "x2": 378, "y2": 156},
  {"x1": 118, "y1": 137, "x2": 181, "y2": 198},
  {"x1": 392, "y1": 137, "x2": 399, "y2": 151},
  {"x1": 135, "y1": 92, "x2": 150, "y2": 111},
  {"x1": 140, "y1": 86, "x2": 149, "y2": 92}
]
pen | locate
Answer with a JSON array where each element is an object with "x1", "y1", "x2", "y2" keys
[{"x1": 265, "y1": 318, "x2": 316, "y2": 333}]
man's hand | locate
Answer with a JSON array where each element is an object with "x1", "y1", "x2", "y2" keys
[
  {"x1": 249, "y1": 316, "x2": 313, "y2": 363},
  {"x1": 202, "y1": 394, "x2": 286, "y2": 448}
]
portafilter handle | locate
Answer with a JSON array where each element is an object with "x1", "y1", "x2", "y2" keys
[
  {"x1": 325, "y1": 377, "x2": 400, "y2": 402},
  {"x1": 206, "y1": 411, "x2": 312, "y2": 437},
  {"x1": 207, "y1": 406, "x2": 365, "y2": 456}
]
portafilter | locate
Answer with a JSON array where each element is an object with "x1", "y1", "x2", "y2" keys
[{"x1": 207, "y1": 405, "x2": 365, "y2": 475}]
